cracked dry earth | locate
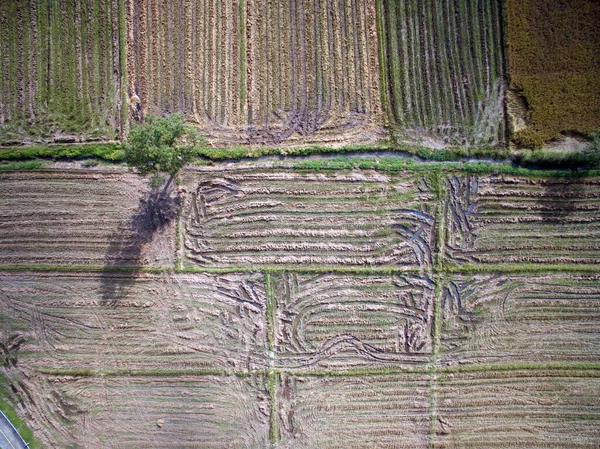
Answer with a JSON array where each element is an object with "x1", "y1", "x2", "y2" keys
[{"x1": 0, "y1": 166, "x2": 599, "y2": 448}]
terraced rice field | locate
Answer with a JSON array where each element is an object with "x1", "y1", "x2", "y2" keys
[
  {"x1": 0, "y1": 165, "x2": 599, "y2": 448},
  {"x1": 0, "y1": 0, "x2": 124, "y2": 143},
  {"x1": 378, "y1": 0, "x2": 506, "y2": 145}
]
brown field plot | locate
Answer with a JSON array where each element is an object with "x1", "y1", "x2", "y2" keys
[
  {"x1": 0, "y1": 166, "x2": 600, "y2": 447},
  {"x1": 444, "y1": 175, "x2": 600, "y2": 265},
  {"x1": 0, "y1": 271, "x2": 267, "y2": 372},
  {"x1": 277, "y1": 373, "x2": 431, "y2": 448},
  {"x1": 9, "y1": 373, "x2": 269, "y2": 449},
  {"x1": 181, "y1": 169, "x2": 437, "y2": 269},
  {"x1": 271, "y1": 272, "x2": 434, "y2": 370},
  {"x1": 440, "y1": 274, "x2": 600, "y2": 367},
  {"x1": 432, "y1": 369, "x2": 600, "y2": 448},
  {"x1": 0, "y1": 170, "x2": 174, "y2": 267}
]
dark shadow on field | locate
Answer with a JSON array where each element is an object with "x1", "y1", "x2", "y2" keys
[
  {"x1": 99, "y1": 192, "x2": 178, "y2": 305},
  {"x1": 538, "y1": 180, "x2": 584, "y2": 224}
]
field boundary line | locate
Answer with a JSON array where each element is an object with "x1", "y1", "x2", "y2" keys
[{"x1": 2, "y1": 264, "x2": 599, "y2": 275}]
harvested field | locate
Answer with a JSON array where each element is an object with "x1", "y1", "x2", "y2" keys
[
  {"x1": 181, "y1": 169, "x2": 437, "y2": 268},
  {"x1": 432, "y1": 369, "x2": 600, "y2": 448},
  {"x1": 0, "y1": 170, "x2": 173, "y2": 267},
  {"x1": 0, "y1": 271, "x2": 267, "y2": 372},
  {"x1": 440, "y1": 274, "x2": 600, "y2": 367},
  {"x1": 128, "y1": 0, "x2": 385, "y2": 146},
  {"x1": 0, "y1": 0, "x2": 124, "y2": 144},
  {"x1": 444, "y1": 175, "x2": 600, "y2": 265},
  {"x1": 271, "y1": 273, "x2": 434, "y2": 370},
  {"x1": 1, "y1": 165, "x2": 600, "y2": 447},
  {"x1": 378, "y1": 0, "x2": 506, "y2": 146},
  {"x1": 7, "y1": 373, "x2": 269, "y2": 448},
  {"x1": 277, "y1": 373, "x2": 431, "y2": 448}
]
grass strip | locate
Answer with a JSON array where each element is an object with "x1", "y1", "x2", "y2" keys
[
  {"x1": 1, "y1": 263, "x2": 598, "y2": 276},
  {"x1": 0, "y1": 142, "x2": 124, "y2": 161},
  {"x1": 292, "y1": 362, "x2": 600, "y2": 377},
  {"x1": 289, "y1": 157, "x2": 600, "y2": 178},
  {"x1": 445, "y1": 263, "x2": 600, "y2": 275},
  {"x1": 0, "y1": 374, "x2": 41, "y2": 448},
  {"x1": 37, "y1": 363, "x2": 600, "y2": 379},
  {"x1": 2, "y1": 141, "x2": 598, "y2": 173},
  {"x1": 0, "y1": 160, "x2": 44, "y2": 170}
]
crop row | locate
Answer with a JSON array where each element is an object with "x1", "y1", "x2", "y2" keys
[
  {"x1": 378, "y1": 0, "x2": 506, "y2": 146},
  {"x1": 2, "y1": 0, "x2": 509, "y2": 147},
  {"x1": 0, "y1": 0, "x2": 123, "y2": 143}
]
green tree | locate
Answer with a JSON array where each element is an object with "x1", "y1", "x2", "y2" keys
[{"x1": 124, "y1": 113, "x2": 203, "y2": 194}]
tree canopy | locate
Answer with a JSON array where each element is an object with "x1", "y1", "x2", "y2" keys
[{"x1": 124, "y1": 113, "x2": 203, "y2": 192}]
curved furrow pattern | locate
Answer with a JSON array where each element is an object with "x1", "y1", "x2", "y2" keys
[
  {"x1": 273, "y1": 273, "x2": 434, "y2": 371},
  {"x1": 182, "y1": 169, "x2": 436, "y2": 269}
]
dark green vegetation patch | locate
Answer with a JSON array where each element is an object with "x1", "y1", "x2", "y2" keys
[{"x1": 506, "y1": 0, "x2": 600, "y2": 148}]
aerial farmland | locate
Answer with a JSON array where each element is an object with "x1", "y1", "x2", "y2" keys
[{"x1": 0, "y1": 1, "x2": 599, "y2": 448}]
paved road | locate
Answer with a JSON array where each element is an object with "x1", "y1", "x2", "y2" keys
[{"x1": 0, "y1": 412, "x2": 28, "y2": 449}]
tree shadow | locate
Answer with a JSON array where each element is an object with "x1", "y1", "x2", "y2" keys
[
  {"x1": 98, "y1": 191, "x2": 178, "y2": 305},
  {"x1": 538, "y1": 180, "x2": 584, "y2": 224}
]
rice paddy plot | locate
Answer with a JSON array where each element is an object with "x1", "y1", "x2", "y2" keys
[
  {"x1": 15, "y1": 373, "x2": 270, "y2": 449},
  {"x1": 0, "y1": 271, "x2": 268, "y2": 372},
  {"x1": 378, "y1": 0, "x2": 507, "y2": 146},
  {"x1": 432, "y1": 369, "x2": 600, "y2": 448},
  {"x1": 439, "y1": 274, "x2": 600, "y2": 367},
  {"x1": 181, "y1": 169, "x2": 438, "y2": 269},
  {"x1": 271, "y1": 272, "x2": 434, "y2": 371},
  {"x1": 277, "y1": 372, "x2": 431, "y2": 448},
  {"x1": 444, "y1": 175, "x2": 600, "y2": 265}
]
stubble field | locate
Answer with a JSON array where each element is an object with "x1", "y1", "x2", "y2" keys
[{"x1": 0, "y1": 164, "x2": 599, "y2": 448}]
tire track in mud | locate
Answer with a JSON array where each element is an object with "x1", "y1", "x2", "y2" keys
[
  {"x1": 181, "y1": 170, "x2": 437, "y2": 269},
  {"x1": 444, "y1": 175, "x2": 600, "y2": 265}
]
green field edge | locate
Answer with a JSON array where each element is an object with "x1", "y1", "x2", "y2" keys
[
  {"x1": 1, "y1": 141, "x2": 599, "y2": 175},
  {"x1": 0, "y1": 374, "x2": 41, "y2": 448},
  {"x1": 36, "y1": 363, "x2": 600, "y2": 379}
]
